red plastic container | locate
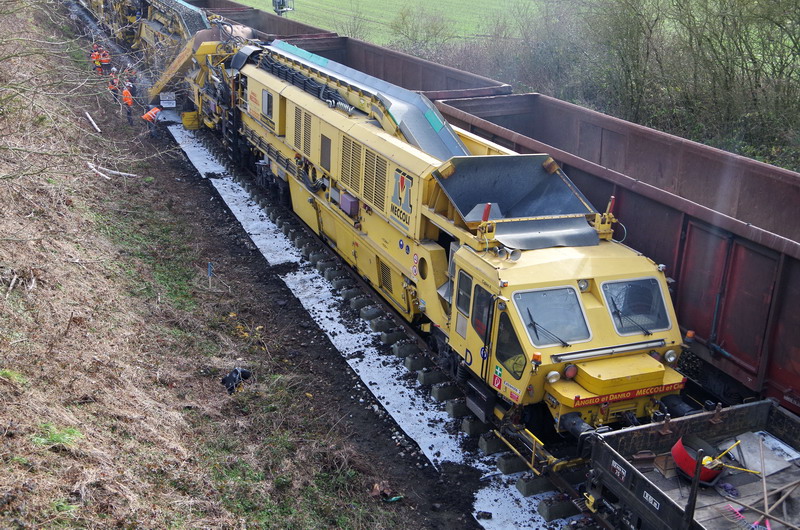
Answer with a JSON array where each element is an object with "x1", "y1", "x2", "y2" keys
[{"x1": 671, "y1": 436, "x2": 723, "y2": 484}]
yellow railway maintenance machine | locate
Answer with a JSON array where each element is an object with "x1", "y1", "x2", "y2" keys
[{"x1": 162, "y1": 36, "x2": 691, "y2": 469}]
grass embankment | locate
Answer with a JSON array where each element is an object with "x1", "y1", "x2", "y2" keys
[{"x1": 0, "y1": 1, "x2": 400, "y2": 527}]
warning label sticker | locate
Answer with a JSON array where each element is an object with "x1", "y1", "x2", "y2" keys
[{"x1": 492, "y1": 375, "x2": 502, "y2": 390}]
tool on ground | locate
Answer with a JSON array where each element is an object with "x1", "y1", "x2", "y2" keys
[
  {"x1": 722, "y1": 496, "x2": 798, "y2": 529},
  {"x1": 754, "y1": 481, "x2": 800, "y2": 527},
  {"x1": 720, "y1": 504, "x2": 766, "y2": 530},
  {"x1": 714, "y1": 463, "x2": 762, "y2": 474},
  {"x1": 700, "y1": 439, "x2": 761, "y2": 475}
]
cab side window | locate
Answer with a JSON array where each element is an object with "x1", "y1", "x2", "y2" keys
[
  {"x1": 262, "y1": 90, "x2": 273, "y2": 119},
  {"x1": 471, "y1": 285, "x2": 492, "y2": 337},
  {"x1": 456, "y1": 271, "x2": 472, "y2": 315}
]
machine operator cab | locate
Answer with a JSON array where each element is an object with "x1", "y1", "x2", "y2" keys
[
  {"x1": 435, "y1": 154, "x2": 686, "y2": 435},
  {"x1": 451, "y1": 245, "x2": 685, "y2": 435}
]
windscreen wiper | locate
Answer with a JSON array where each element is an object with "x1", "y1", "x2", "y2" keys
[
  {"x1": 526, "y1": 307, "x2": 569, "y2": 347},
  {"x1": 609, "y1": 296, "x2": 652, "y2": 336}
]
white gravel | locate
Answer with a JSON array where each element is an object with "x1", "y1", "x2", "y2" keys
[
  {"x1": 282, "y1": 268, "x2": 469, "y2": 467},
  {"x1": 168, "y1": 126, "x2": 230, "y2": 179}
]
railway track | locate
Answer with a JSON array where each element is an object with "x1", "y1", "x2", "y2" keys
[
  {"x1": 172, "y1": 124, "x2": 778, "y2": 530},
  {"x1": 167, "y1": 124, "x2": 593, "y2": 528}
]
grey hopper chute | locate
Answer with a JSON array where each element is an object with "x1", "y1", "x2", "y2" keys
[{"x1": 433, "y1": 154, "x2": 599, "y2": 250}]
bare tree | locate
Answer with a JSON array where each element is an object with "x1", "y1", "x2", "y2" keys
[
  {"x1": 575, "y1": 0, "x2": 669, "y2": 122},
  {"x1": 333, "y1": 0, "x2": 369, "y2": 41},
  {"x1": 387, "y1": 5, "x2": 455, "y2": 57},
  {"x1": 669, "y1": 0, "x2": 800, "y2": 157}
]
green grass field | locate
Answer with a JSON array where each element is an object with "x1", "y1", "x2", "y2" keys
[{"x1": 236, "y1": 0, "x2": 517, "y2": 43}]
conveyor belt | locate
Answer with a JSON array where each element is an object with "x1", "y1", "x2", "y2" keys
[
  {"x1": 267, "y1": 40, "x2": 469, "y2": 162},
  {"x1": 151, "y1": 0, "x2": 210, "y2": 36},
  {"x1": 435, "y1": 154, "x2": 599, "y2": 250}
]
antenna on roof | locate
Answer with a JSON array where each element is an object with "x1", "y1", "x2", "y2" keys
[{"x1": 272, "y1": 0, "x2": 294, "y2": 16}]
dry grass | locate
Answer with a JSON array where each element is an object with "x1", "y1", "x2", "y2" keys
[{"x1": 0, "y1": 2, "x2": 401, "y2": 527}]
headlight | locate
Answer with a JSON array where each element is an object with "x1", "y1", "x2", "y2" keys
[
  {"x1": 546, "y1": 371, "x2": 561, "y2": 384},
  {"x1": 664, "y1": 349, "x2": 678, "y2": 363},
  {"x1": 577, "y1": 279, "x2": 590, "y2": 292}
]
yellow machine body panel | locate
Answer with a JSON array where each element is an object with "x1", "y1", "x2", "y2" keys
[
  {"x1": 454, "y1": 127, "x2": 517, "y2": 156},
  {"x1": 287, "y1": 178, "x2": 320, "y2": 233},
  {"x1": 491, "y1": 243, "x2": 681, "y2": 366},
  {"x1": 574, "y1": 353, "x2": 665, "y2": 395},
  {"x1": 546, "y1": 366, "x2": 685, "y2": 429},
  {"x1": 549, "y1": 365, "x2": 685, "y2": 408},
  {"x1": 237, "y1": 62, "x2": 445, "y2": 318}
]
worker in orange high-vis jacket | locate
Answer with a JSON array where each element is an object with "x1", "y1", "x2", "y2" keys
[
  {"x1": 99, "y1": 49, "x2": 111, "y2": 75},
  {"x1": 122, "y1": 85, "x2": 134, "y2": 125},
  {"x1": 141, "y1": 105, "x2": 162, "y2": 137},
  {"x1": 90, "y1": 49, "x2": 102, "y2": 74}
]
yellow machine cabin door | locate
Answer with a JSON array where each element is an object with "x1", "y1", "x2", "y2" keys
[
  {"x1": 449, "y1": 265, "x2": 497, "y2": 385},
  {"x1": 486, "y1": 305, "x2": 530, "y2": 404}
]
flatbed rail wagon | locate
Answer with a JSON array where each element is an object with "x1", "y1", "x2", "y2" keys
[{"x1": 583, "y1": 400, "x2": 800, "y2": 529}]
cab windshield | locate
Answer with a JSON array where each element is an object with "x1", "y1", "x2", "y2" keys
[
  {"x1": 602, "y1": 278, "x2": 670, "y2": 336},
  {"x1": 513, "y1": 287, "x2": 590, "y2": 348}
]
